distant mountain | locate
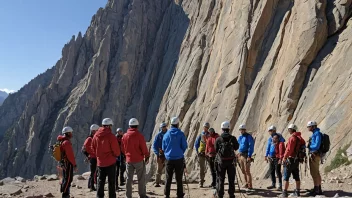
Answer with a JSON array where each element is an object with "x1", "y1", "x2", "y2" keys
[{"x1": 0, "y1": 91, "x2": 8, "y2": 106}]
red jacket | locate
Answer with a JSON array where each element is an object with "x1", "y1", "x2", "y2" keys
[
  {"x1": 206, "y1": 133, "x2": 219, "y2": 157},
  {"x1": 92, "y1": 127, "x2": 121, "y2": 167},
  {"x1": 284, "y1": 132, "x2": 305, "y2": 159},
  {"x1": 275, "y1": 142, "x2": 285, "y2": 159},
  {"x1": 83, "y1": 136, "x2": 96, "y2": 158},
  {"x1": 122, "y1": 128, "x2": 149, "y2": 163},
  {"x1": 57, "y1": 135, "x2": 76, "y2": 166},
  {"x1": 116, "y1": 135, "x2": 124, "y2": 153}
]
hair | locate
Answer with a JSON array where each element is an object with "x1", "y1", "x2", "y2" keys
[
  {"x1": 222, "y1": 129, "x2": 230, "y2": 133},
  {"x1": 273, "y1": 134, "x2": 279, "y2": 138},
  {"x1": 171, "y1": 124, "x2": 178, "y2": 128},
  {"x1": 130, "y1": 126, "x2": 138, "y2": 128}
]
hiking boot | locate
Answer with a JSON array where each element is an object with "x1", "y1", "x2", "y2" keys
[
  {"x1": 277, "y1": 186, "x2": 282, "y2": 191},
  {"x1": 278, "y1": 191, "x2": 288, "y2": 198},
  {"x1": 199, "y1": 183, "x2": 204, "y2": 188},
  {"x1": 242, "y1": 184, "x2": 248, "y2": 188},
  {"x1": 318, "y1": 185, "x2": 323, "y2": 195},
  {"x1": 267, "y1": 185, "x2": 276, "y2": 189},
  {"x1": 290, "y1": 189, "x2": 300, "y2": 197},
  {"x1": 90, "y1": 187, "x2": 96, "y2": 192},
  {"x1": 155, "y1": 183, "x2": 161, "y2": 187}
]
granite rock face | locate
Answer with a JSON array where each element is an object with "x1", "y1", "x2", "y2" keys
[
  {"x1": 1, "y1": 0, "x2": 352, "y2": 179},
  {"x1": 0, "y1": 0, "x2": 189, "y2": 178},
  {"x1": 149, "y1": 0, "x2": 352, "y2": 178}
]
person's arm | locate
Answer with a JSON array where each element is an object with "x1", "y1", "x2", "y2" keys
[
  {"x1": 85, "y1": 138, "x2": 94, "y2": 156},
  {"x1": 194, "y1": 135, "x2": 201, "y2": 153},
  {"x1": 310, "y1": 133, "x2": 321, "y2": 152},
  {"x1": 283, "y1": 137, "x2": 293, "y2": 159},
  {"x1": 63, "y1": 141, "x2": 77, "y2": 167},
  {"x1": 248, "y1": 135, "x2": 254, "y2": 157},
  {"x1": 140, "y1": 134, "x2": 150, "y2": 158},
  {"x1": 232, "y1": 136, "x2": 239, "y2": 151},
  {"x1": 265, "y1": 138, "x2": 271, "y2": 157},
  {"x1": 110, "y1": 134, "x2": 121, "y2": 157},
  {"x1": 181, "y1": 133, "x2": 188, "y2": 153},
  {"x1": 152, "y1": 133, "x2": 159, "y2": 155},
  {"x1": 215, "y1": 137, "x2": 220, "y2": 152}
]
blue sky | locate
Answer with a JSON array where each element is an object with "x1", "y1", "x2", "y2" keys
[{"x1": 0, "y1": 0, "x2": 107, "y2": 92}]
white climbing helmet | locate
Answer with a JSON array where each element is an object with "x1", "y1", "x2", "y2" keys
[
  {"x1": 129, "y1": 118, "x2": 139, "y2": 126},
  {"x1": 288, "y1": 124, "x2": 298, "y2": 131},
  {"x1": 239, "y1": 124, "x2": 246, "y2": 130},
  {"x1": 116, "y1": 128, "x2": 123, "y2": 133},
  {"x1": 221, "y1": 121, "x2": 230, "y2": 129},
  {"x1": 102, "y1": 118, "x2": 113, "y2": 126},
  {"x1": 307, "y1": 121, "x2": 317, "y2": 127},
  {"x1": 62, "y1": 126, "x2": 73, "y2": 134},
  {"x1": 268, "y1": 125, "x2": 276, "y2": 131},
  {"x1": 90, "y1": 124, "x2": 99, "y2": 131},
  {"x1": 170, "y1": 117, "x2": 179, "y2": 125}
]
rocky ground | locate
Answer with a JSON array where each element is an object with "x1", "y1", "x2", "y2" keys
[{"x1": 1, "y1": 163, "x2": 352, "y2": 198}]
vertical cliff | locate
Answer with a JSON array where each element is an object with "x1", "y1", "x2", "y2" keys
[{"x1": 1, "y1": 0, "x2": 352, "y2": 179}]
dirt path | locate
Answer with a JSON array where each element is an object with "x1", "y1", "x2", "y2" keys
[{"x1": 1, "y1": 164, "x2": 352, "y2": 197}]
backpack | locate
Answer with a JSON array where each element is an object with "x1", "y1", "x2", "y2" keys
[
  {"x1": 294, "y1": 136, "x2": 306, "y2": 163},
  {"x1": 219, "y1": 135, "x2": 235, "y2": 159},
  {"x1": 51, "y1": 142, "x2": 63, "y2": 162},
  {"x1": 198, "y1": 134, "x2": 207, "y2": 153},
  {"x1": 319, "y1": 133, "x2": 330, "y2": 154}
]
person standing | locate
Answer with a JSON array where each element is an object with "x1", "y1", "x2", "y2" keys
[
  {"x1": 307, "y1": 121, "x2": 323, "y2": 196},
  {"x1": 237, "y1": 124, "x2": 255, "y2": 191},
  {"x1": 265, "y1": 125, "x2": 285, "y2": 190},
  {"x1": 152, "y1": 122, "x2": 168, "y2": 187},
  {"x1": 83, "y1": 124, "x2": 99, "y2": 191},
  {"x1": 205, "y1": 128, "x2": 219, "y2": 189},
  {"x1": 279, "y1": 124, "x2": 305, "y2": 198},
  {"x1": 92, "y1": 118, "x2": 121, "y2": 198},
  {"x1": 122, "y1": 118, "x2": 150, "y2": 198},
  {"x1": 194, "y1": 122, "x2": 210, "y2": 187},
  {"x1": 163, "y1": 117, "x2": 188, "y2": 198},
  {"x1": 214, "y1": 121, "x2": 239, "y2": 198},
  {"x1": 115, "y1": 128, "x2": 126, "y2": 189},
  {"x1": 57, "y1": 126, "x2": 78, "y2": 198}
]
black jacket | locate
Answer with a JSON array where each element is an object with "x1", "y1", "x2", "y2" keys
[{"x1": 215, "y1": 132, "x2": 239, "y2": 160}]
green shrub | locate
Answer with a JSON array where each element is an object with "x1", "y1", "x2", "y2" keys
[{"x1": 325, "y1": 142, "x2": 351, "y2": 173}]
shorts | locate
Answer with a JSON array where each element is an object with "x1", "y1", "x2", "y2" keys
[
  {"x1": 309, "y1": 154, "x2": 321, "y2": 179},
  {"x1": 283, "y1": 158, "x2": 300, "y2": 181}
]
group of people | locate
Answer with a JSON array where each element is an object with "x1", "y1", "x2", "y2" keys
[
  {"x1": 55, "y1": 117, "x2": 325, "y2": 198},
  {"x1": 57, "y1": 118, "x2": 150, "y2": 198}
]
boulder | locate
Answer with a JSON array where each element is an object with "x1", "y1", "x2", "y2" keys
[
  {"x1": 15, "y1": 176, "x2": 26, "y2": 182},
  {"x1": 44, "y1": 192, "x2": 54, "y2": 197},
  {"x1": 73, "y1": 175, "x2": 85, "y2": 181},
  {"x1": 1, "y1": 177, "x2": 16, "y2": 184},
  {"x1": 10, "y1": 189, "x2": 22, "y2": 196},
  {"x1": 47, "y1": 174, "x2": 58, "y2": 181}
]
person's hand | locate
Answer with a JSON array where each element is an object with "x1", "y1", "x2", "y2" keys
[
  {"x1": 247, "y1": 157, "x2": 252, "y2": 163},
  {"x1": 74, "y1": 166, "x2": 78, "y2": 173},
  {"x1": 265, "y1": 156, "x2": 268, "y2": 163},
  {"x1": 278, "y1": 159, "x2": 282, "y2": 164},
  {"x1": 145, "y1": 156, "x2": 150, "y2": 164}
]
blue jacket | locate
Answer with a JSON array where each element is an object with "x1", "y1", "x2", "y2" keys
[
  {"x1": 309, "y1": 128, "x2": 322, "y2": 153},
  {"x1": 238, "y1": 133, "x2": 255, "y2": 157},
  {"x1": 162, "y1": 126, "x2": 188, "y2": 160},
  {"x1": 194, "y1": 131, "x2": 209, "y2": 153},
  {"x1": 265, "y1": 133, "x2": 285, "y2": 157},
  {"x1": 152, "y1": 131, "x2": 166, "y2": 155}
]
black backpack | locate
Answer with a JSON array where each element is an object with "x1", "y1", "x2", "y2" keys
[
  {"x1": 219, "y1": 135, "x2": 235, "y2": 158},
  {"x1": 294, "y1": 136, "x2": 306, "y2": 163},
  {"x1": 319, "y1": 133, "x2": 330, "y2": 154}
]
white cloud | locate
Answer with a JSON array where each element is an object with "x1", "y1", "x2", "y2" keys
[{"x1": 0, "y1": 88, "x2": 16, "y2": 94}]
